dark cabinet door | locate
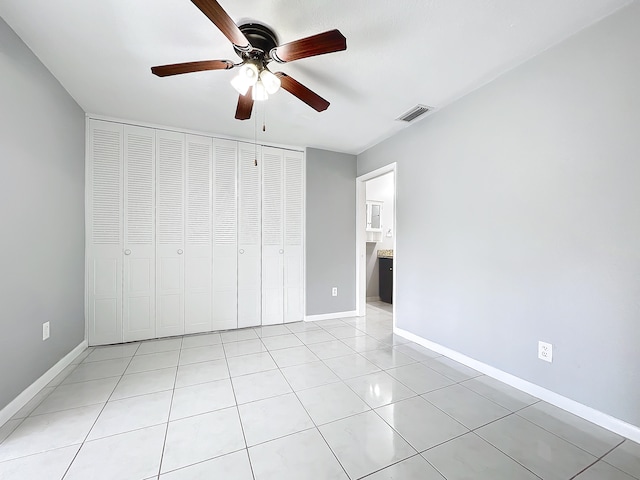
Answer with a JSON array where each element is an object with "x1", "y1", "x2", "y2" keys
[{"x1": 379, "y1": 257, "x2": 393, "y2": 304}]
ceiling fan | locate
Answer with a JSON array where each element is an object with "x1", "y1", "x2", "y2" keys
[{"x1": 151, "y1": 0, "x2": 347, "y2": 121}]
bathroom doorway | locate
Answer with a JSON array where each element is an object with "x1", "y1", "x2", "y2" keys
[{"x1": 356, "y1": 163, "x2": 396, "y2": 329}]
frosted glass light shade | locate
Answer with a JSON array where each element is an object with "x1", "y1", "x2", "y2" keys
[
  {"x1": 253, "y1": 80, "x2": 269, "y2": 101},
  {"x1": 231, "y1": 75, "x2": 249, "y2": 95},
  {"x1": 231, "y1": 63, "x2": 259, "y2": 95},
  {"x1": 259, "y1": 69, "x2": 281, "y2": 94}
]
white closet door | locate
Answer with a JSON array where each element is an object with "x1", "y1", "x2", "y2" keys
[
  {"x1": 261, "y1": 147, "x2": 284, "y2": 325},
  {"x1": 185, "y1": 134, "x2": 213, "y2": 334},
  {"x1": 238, "y1": 142, "x2": 262, "y2": 328},
  {"x1": 87, "y1": 120, "x2": 123, "y2": 346},
  {"x1": 284, "y1": 150, "x2": 305, "y2": 323},
  {"x1": 123, "y1": 125, "x2": 156, "y2": 342},
  {"x1": 212, "y1": 139, "x2": 238, "y2": 331},
  {"x1": 156, "y1": 130, "x2": 185, "y2": 337}
]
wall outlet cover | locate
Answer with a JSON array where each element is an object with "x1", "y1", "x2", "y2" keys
[
  {"x1": 538, "y1": 341, "x2": 552, "y2": 363},
  {"x1": 332, "y1": 287, "x2": 338, "y2": 297}
]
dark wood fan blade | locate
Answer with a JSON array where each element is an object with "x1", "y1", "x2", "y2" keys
[
  {"x1": 151, "y1": 60, "x2": 234, "y2": 77},
  {"x1": 191, "y1": 0, "x2": 250, "y2": 50},
  {"x1": 275, "y1": 73, "x2": 330, "y2": 112},
  {"x1": 235, "y1": 87, "x2": 254, "y2": 120},
  {"x1": 271, "y1": 29, "x2": 346, "y2": 63}
]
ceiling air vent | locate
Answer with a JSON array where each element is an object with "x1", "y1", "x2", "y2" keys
[{"x1": 396, "y1": 104, "x2": 432, "y2": 123}]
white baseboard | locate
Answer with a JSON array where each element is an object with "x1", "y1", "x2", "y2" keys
[
  {"x1": 366, "y1": 296, "x2": 381, "y2": 302},
  {"x1": 394, "y1": 327, "x2": 640, "y2": 444},
  {"x1": 305, "y1": 310, "x2": 358, "y2": 322},
  {"x1": 0, "y1": 341, "x2": 88, "y2": 427}
]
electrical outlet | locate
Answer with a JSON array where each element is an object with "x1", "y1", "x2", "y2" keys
[
  {"x1": 538, "y1": 341, "x2": 552, "y2": 363},
  {"x1": 43, "y1": 322, "x2": 50, "y2": 341},
  {"x1": 331, "y1": 287, "x2": 338, "y2": 297}
]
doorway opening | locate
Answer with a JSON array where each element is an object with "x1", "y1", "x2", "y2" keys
[{"x1": 356, "y1": 163, "x2": 397, "y2": 330}]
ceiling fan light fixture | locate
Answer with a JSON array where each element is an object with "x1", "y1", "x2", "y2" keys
[
  {"x1": 259, "y1": 69, "x2": 281, "y2": 94},
  {"x1": 231, "y1": 62, "x2": 259, "y2": 94},
  {"x1": 253, "y1": 80, "x2": 269, "y2": 101},
  {"x1": 151, "y1": 1, "x2": 347, "y2": 120}
]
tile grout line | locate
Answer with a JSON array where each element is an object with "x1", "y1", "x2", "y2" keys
[
  {"x1": 311, "y1": 314, "x2": 447, "y2": 478},
  {"x1": 175, "y1": 314, "x2": 624, "y2": 478},
  {"x1": 355, "y1": 453, "x2": 442, "y2": 480},
  {"x1": 3, "y1": 317, "x2": 382, "y2": 474},
  {"x1": 227, "y1": 333, "x2": 260, "y2": 480},
  {"x1": 2, "y1": 325, "x2": 464, "y2": 433},
  {"x1": 15, "y1": 312, "x2": 628, "y2": 480},
  {"x1": 0, "y1": 361, "x2": 83, "y2": 449},
  {"x1": 455, "y1": 376, "x2": 540, "y2": 411},
  {"x1": 511, "y1": 406, "x2": 629, "y2": 460},
  {"x1": 567, "y1": 438, "x2": 628, "y2": 480},
  {"x1": 12, "y1": 337, "x2": 543, "y2": 474},
  {"x1": 411, "y1": 382, "x2": 554, "y2": 479},
  {"x1": 469, "y1": 427, "x2": 565, "y2": 480},
  {"x1": 60, "y1": 342, "x2": 142, "y2": 479},
  {"x1": 155, "y1": 337, "x2": 183, "y2": 478},
  {"x1": 259, "y1": 333, "x2": 354, "y2": 480},
  {"x1": 306, "y1": 316, "x2": 553, "y2": 479}
]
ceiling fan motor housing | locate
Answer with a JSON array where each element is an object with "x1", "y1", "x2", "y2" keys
[{"x1": 234, "y1": 23, "x2": 279, "y2": 61}]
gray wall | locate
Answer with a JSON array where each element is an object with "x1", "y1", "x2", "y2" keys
[
  {"x1": 0, "y1": 18, "x2": 85, "y2": 411},
  {"x1": 358, "y1": 2, "x2": 640, "y2": 427},
  {"x1": 306, "y1": 148, "x2": 357, "y2": 315}
]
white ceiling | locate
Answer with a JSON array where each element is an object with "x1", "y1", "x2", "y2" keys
[{"x1": 0, "y1": 0, "x2": 631, "y2": 154}]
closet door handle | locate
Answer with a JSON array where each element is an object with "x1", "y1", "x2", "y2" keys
[
  {"x1": 239, "y1": 249, "x2": 245, "y2": 254},
  {"x1": 279, "y1": 249, "x2": 284, "y2": 254},
  {"x1": 177, "y1": 249, "x2": 183, "y2": 255},
  {"x1": 124, "y1": 249, "x2": 131, "y2": 255}
]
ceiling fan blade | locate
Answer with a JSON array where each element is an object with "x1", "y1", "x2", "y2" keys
[
  {"x1": 191, "y1": 0, "x2": 251, "y2": 50},
  {"x1": 151, "y1": 60, "x2": 234, "y2": 77},
  {"x1": 275, "y1": 73, "x2": 330, "y2": 112},
  {"x1": 235, "y1": 87, "x2": 254, "y2": 120},
  {"x1": 271, "y1": 29, "x2": 346, "y2": 63}
]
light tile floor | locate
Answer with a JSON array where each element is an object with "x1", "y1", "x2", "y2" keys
[{"x1": 1, "y1": 304, "x2": 639, "y2": 479}]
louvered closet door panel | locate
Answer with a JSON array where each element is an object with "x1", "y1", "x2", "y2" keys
[
  {"x1": 185, "y1": 134, "x2": 213, "y2": 334},
  {"x1": 123, "y1": 125, "x2": 156, "y2": 342},
  {"x1": 156, "y1": 130, "x2": 185, "y2": 337},
  {"x1": 284, "y1": 150, "x2": 305, "y2": 323},
  {"x1": 261, "y1": 147, "x2": 284, "y2": 325},
  {"x1": 238, "y1": 142, "x2": 262, "y2": 328},
  {"x1": 212, "y1": 139, "x2": 238, "y2": 331},
  {"x1": 87, "y1": 120, "x2": 124, "y2": 346}
]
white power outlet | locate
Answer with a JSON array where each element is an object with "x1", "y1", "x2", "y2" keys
[
  {"x1": 43, "y1": 322, "x2": 50, "y2": 341},
  {"x1": 538, "y1": 341, "x2": 552, "y2": 363},
  {"x1": 331, "y1": 287, "x2": 338, "y2": 297}
]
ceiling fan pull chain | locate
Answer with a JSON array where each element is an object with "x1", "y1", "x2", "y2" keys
[{"x1": 254, "y1": 105, "x2": 258, "y2": 167}]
